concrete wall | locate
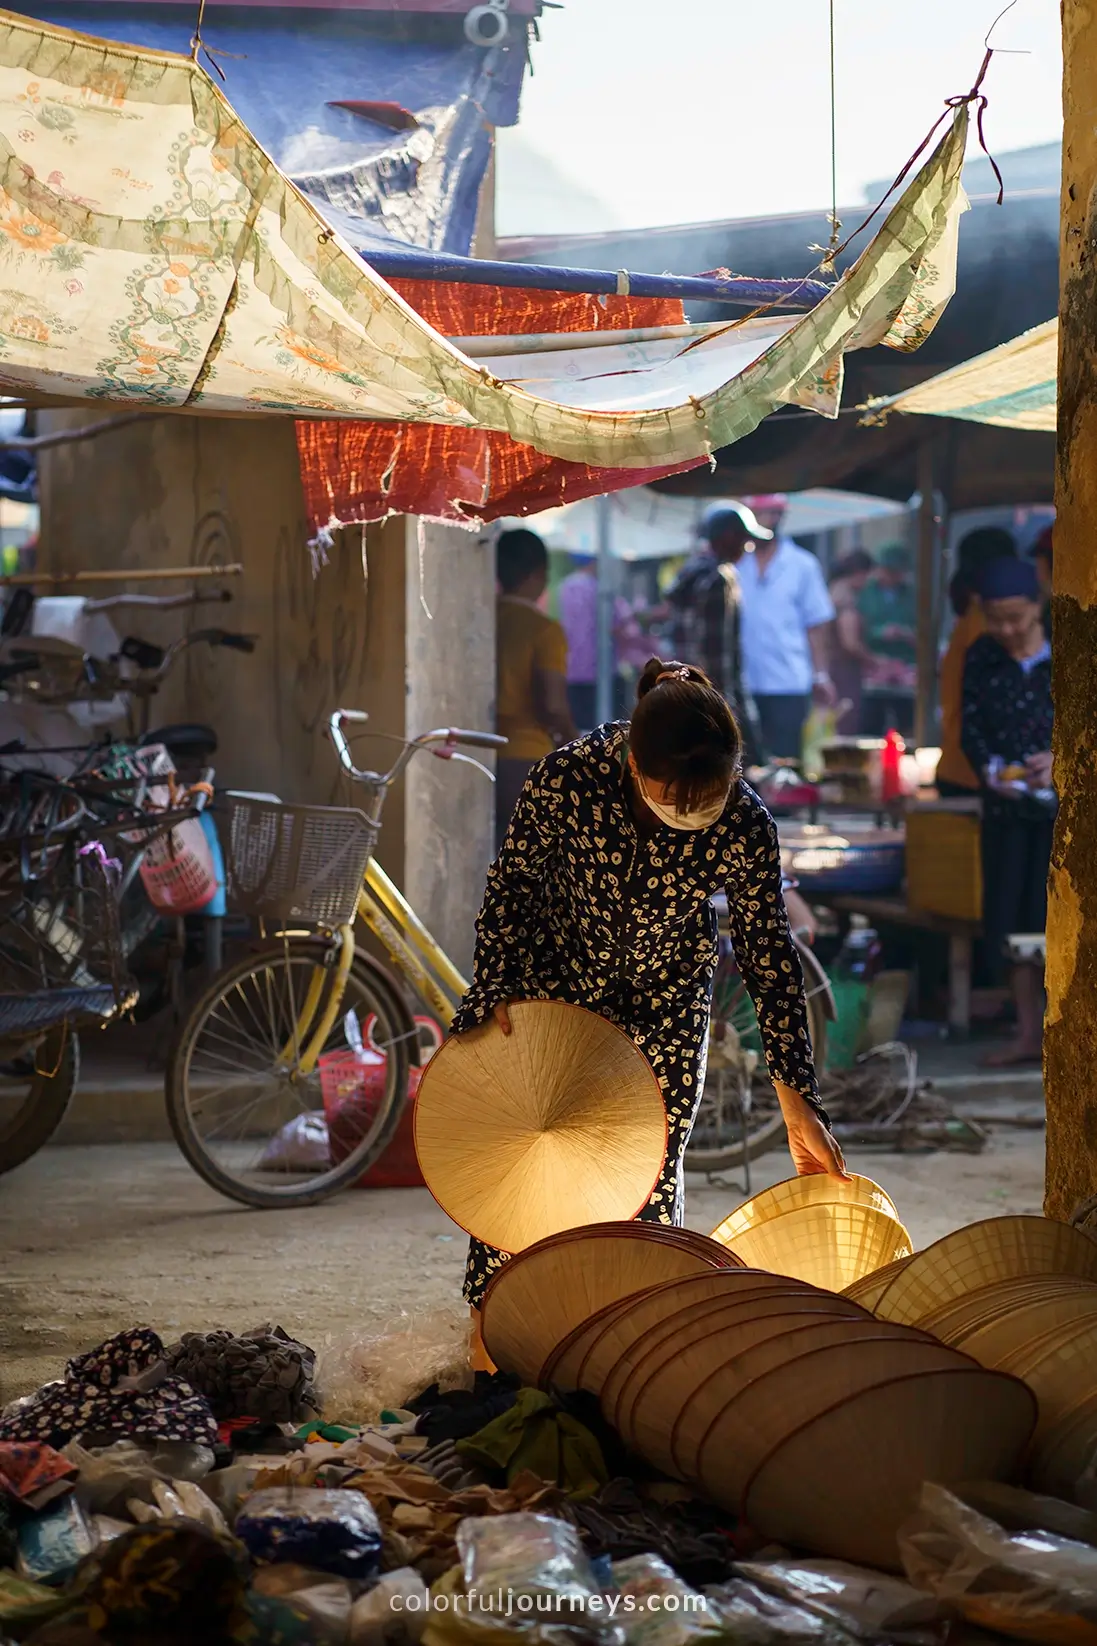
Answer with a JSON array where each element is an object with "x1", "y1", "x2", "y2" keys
[
  {"x1": 1045, "y1": 2, "x2": 1097, "y2": 1219},
  {"x1": 37, "y1": 409, "x2": 495, "y2": 982}
]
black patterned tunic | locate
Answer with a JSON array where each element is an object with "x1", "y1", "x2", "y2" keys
[{"x1": 451, "y1": 722, "x2": 823, "y2": 1305}]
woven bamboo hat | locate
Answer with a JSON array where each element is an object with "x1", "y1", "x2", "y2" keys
[
  {"x1": 939, "y1": 1283, "x2": 1097, "y2": 1359},
  {"x1": 723, "y1": 1202, "x2": 913, "y2": 1292},
  {"x1": 414, "y1": 1001, "x2": 669, "y2": 1253},
  {"x1": 579, "y1": 1274, "x2": 838, "y2": 1409},
  {"x1": 610, "y1": 1287, "x2": 869, "y2": 1443},
  {"x1": 992, "y1": 1316, "x2": 1097, "y2": 1440},
  {"x1": 741, "y1": 1367, "x2": 1038, "y2": 1570},
  {"x1": 873, "y1": 1216, "x2": 1097, "y2": 1327},
  {"x1": 693, "y1": 1331, "x2": 967, "y2": 1503},
  {"x1": 841, "y1": 1254, "x2": 914, "y2": 1309},
  {"x1": 711, "y1": 1174, "x2": 900, "y2": 1249},
  {"x1": 911, "y1": 1275, "x2": 1091, "y2": 1343},
  {"x1": 548, "y1": 1269, "x2": 813, "y2": 1399},
  {"x1": 1029, "y1": 1393, "x2": 1097, "y2": 1497},
  {"x1": 620, "y1": 1307, "x2": 884, "y2": 1477},
  {"x1": 479, "y1": 1223, "x2": 737, "y2": 1385}
]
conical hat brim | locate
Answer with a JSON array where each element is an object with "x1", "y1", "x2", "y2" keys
[
  {"x1": 912, "y1": 1276, "x2": 1091, "y2": 1341},
  {"x1": 607, "y1": 1286, "x2": 868, "y2": 1442},
  {"x1": 543, "y1": 1267, "x2": 788, "y2": 1394},
  {"x1": 692, "y1": 1330, "x2": 966, "y2": 1502},
  {"x1": 938, "y1": 1284, "x2": 1097, "y2": 1359},
  {"x1": 741, "y1": 1368, "x2": 1037, "y2": 1570},
  {"x1": 415, "y1": 1000, "x2": 668, "y2": 1252},
  {"x1": 711, "y1": 1173, "x2": 900, "y2": 1248},
  {"x1": 480, "y1": 1223, "x2": 735, "y2": 1385},
  {"x1": 874, "y1": 1216, "x2": 1097, "y2": 1326},
  {"x1": 620, "y1": 1309, "x2": 889, "y2": 1478},
  {"x1": 841, "y1": 1254, "x2": 913, "y2": 1308},
  {"x1": 724, "y1": 1203, "x2": 912, "y2": 1291}
]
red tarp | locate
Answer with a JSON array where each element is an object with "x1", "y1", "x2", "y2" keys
[{"x1": 294, "y1": 281, "x2": 703, "y2": 538}]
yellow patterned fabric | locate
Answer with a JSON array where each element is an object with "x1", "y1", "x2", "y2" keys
[{"x1": 0, "y1": 7, "x2": 967, "y2": 468}]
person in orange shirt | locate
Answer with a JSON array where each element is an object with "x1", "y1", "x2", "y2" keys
[
  {"x1": 937, "y1": 527, "x2": 1018, "y2": 795},
  {"x1": 494, "y1": 529, "x2": 575, "y2": 847}
]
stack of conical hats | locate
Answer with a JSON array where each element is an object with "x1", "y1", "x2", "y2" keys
[
  {"x1": 710, "y1": 1172, "x2": 913, "y2": 1291},
  {"x1": 861, "y1": 1214, "x2": 1097, "y2": 1499},
  {"x1": 481, "y1": 1204, "x2": 1036, "y2": 1571}
]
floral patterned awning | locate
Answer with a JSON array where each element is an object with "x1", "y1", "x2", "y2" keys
[{"x1": 0, "y1": 7, "x2": 968, "y2": 475}]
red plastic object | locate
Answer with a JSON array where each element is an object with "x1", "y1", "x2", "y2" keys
[
  {"x1": 322, "y1": 1015, "x2": 441, "y2": 1189},
  {"x1": 881, "y1": 728, "x2": 905, "y2": 802}
]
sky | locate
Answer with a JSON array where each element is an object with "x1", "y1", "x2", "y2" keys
[{"x1": 495, "y1": 0, "x2": 1062, "y2": 236}]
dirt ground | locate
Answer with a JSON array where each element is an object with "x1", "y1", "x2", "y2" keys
[{"x1": 0, "y1": 1105, "x2": 1045, "y2": 1406}]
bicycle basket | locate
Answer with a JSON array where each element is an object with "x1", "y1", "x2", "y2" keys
[
  {"x1": 0, "y1": 836, "x2": 130, "y2": 1004},
  {"x1": 222, "y1": 797, "x2": 376, "y2": 927}
]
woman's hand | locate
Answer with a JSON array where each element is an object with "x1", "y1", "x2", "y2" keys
[
  {"x1": 492, "y1": 1001, "x2": 514, "y2": 1036},
  {"x1": 1025, "y1": 750, "x2": 1054, "y2": 787},
  {"x1": 775, "y1": 1083, "x2": 849, "y2": 1178}
]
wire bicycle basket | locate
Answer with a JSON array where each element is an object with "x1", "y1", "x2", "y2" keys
[
  {"x1": 221, "y1": 796, "x2": 378, "y2": 928},
  {"x1": 0, "y1": 832, "x2": 132, "y2": 1023}
]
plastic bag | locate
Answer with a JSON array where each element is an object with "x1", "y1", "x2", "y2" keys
[
  {"x1": 453, "y1": 1513, "x2": 622, "y2": 1642},
  {"x1": 316, "y1": 1309, "x2": 473, "y2": 1425},
  {"x1": 253, "y1": 1565, "x2": 354, "y2": 1644},
  {"x1": 258, "y1": 1112, "x2": 331, "y2": 1173},
  {"x1": 236, "y1": 1487, "x2": 383, "y2": 1581},
  {"x1": 704, "y1": 1579, "x2": 860, "y2": 1644},
  {"x1": 350, "y1": 1567, "x2": 430, "y2": 1646},
  {"x1": 611, "y1": 1555, "x2": 724, "y2": 1646},
  {"x1": 735, "y1": 1557, "x2": 944, "y2": 1639},
  {"x1": 63, "y1": 1439, "x2": 214, "y2": 1513},
  {"x1": 898, "y1": 1481, "x2": 1097, "y2": 1645}
]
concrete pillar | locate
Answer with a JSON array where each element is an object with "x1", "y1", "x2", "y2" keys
[
  {"x1": 404, "y1": 520, "x2": 496, "y2": 977},
  {"x1": 1045, "y1": 1, "x2": 1097, "y2": 1219}
]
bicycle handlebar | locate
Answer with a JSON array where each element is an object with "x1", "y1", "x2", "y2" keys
[{"x1": 329, "y1": 709, "x2": 507, "y2": 787}]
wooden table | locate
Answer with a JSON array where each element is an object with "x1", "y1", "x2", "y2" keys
[{"x1": 809, "y1": 891, "x2": 980, "y2": 1034}]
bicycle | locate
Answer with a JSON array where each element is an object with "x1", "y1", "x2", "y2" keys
[{"x1": 165, "y1": 711, "x2": 505, "y2": 1207}]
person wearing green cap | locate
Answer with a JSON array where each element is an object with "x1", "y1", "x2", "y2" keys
[{"x1": 857, "y1": 543, "x2": 917, "y2": 736}]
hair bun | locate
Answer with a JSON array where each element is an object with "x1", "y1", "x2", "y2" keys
[{"x1": 636, "y1": 657, "x2": 713, "y2": 701}]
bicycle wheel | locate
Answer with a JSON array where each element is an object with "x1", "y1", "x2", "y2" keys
[
  {"x1": 685, "y1": 945, "x2": 830, "y2": 1175},
  {"x1": 0, "y1": 1026, "x2": 79, "y2": 1175},
  {"x1": 166, "y1": 938, "x2": 413, "y2": 1208}
]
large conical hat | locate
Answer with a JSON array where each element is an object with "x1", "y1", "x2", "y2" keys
[
  {"x1": 873, "y1": 1216, "x2": 1097, "y2": 1326},
  {"x1": 711, "y1": 1174, "x2": 900, "y2": 1249},
  {"x1": 740, "y1": 1367, "x2": 1036, "y2": 1570},
  {"x1": 414, "y1": 1001, "x2": 668, "y2": 1253},
  {"x1": 722, "y1": 1202, "x2": 913, "y2": 1292}
]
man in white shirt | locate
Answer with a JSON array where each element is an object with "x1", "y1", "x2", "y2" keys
[{"x1": 736, "y1": 494, "x2": 837, "y2": 760}]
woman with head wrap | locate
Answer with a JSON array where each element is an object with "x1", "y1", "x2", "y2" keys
[{"x1": 961, "y1": 556, "x2": 1053, "y2": 1065}]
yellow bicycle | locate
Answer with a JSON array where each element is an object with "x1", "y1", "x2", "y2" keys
[{"x1": 165, "y1": 710, "x2": 505, "y2": 1207}]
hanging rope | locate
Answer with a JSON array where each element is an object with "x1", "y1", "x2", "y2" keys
[{"x1": 825, "y1": 0, "x2": 842, "y2": 267}]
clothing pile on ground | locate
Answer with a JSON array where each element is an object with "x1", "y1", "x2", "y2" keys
[{"x1": 0, "y1": 1321, "x2": 1093, "y2": 1645}]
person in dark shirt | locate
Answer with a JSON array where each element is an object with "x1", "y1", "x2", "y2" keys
[
  {"x1": 961, "y1": 557, "x2": 1053, "y2": 1066},
  {"x1": 659, "y1": 503, "x2": 765, "y2": 763}
]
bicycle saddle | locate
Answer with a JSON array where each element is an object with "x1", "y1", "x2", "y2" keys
[{"x1": 141, "y1": 723, "x2": 219, "y2": 762}]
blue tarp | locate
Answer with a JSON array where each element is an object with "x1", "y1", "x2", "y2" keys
[{"x1": 19, "y1": 3, "x2": 526, "y2": 253}]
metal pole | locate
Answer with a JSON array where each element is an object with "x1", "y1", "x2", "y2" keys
[
  {"x1": 595, "y1": 493, "x2": 614, "y2": 725},
  {"x1": 914, "y1": 439, "x2": 938, "y2": 748}
]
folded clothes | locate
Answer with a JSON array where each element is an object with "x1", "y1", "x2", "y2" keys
[
  {"x1": 409, "y1": 1373, "x2": 521, "y2": 1446},
  {"x1": 0, "y1": 1330, "x2": 218, "y2": 1451},
  {"x1": 0, "y1": 1441, "x2": 77, "y2": 1510},
  {"x1": 456, "y1": 1389, "x2": 608, "y2": 1499}
]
